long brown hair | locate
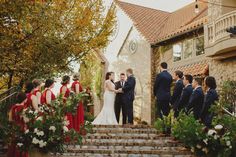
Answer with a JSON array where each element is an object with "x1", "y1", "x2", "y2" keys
[{"x1": 105, "y1": 72, "x2": 112, "y2": 80}]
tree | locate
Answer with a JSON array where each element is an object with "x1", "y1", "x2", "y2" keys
[{"x1": 0, "y1": 0, "x2": 116, "y2": 89}]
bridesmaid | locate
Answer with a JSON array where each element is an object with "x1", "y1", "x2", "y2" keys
[
  {"x1": 71, "y1": 73, "x2": 84, "y2": 132},
  {"x1": 8, "y1": 92, "x2": 28, "y2": 157},
  {"x1": 60, "y1": 75, "x2": 73, "y2": 130},
  {"x1": 41, "y1": 79, "x2": 56, "y2": 105},
  {"x1": 32, "y1": 79, "x2": 42, "y2": 105},
  {"x1": 25, "y1": 82, "x2": 39, "y2": 110}
]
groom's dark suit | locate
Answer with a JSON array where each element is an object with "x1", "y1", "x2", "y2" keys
[
  {"x1": 154, "y1": 70, "x2": 173, "y2": 119},
  {"x1": 122, "y1": 75, "x2": 136, "y2": 124},
  {"x1": 115, "y1": 80, "x2": 126, "y2": 124}
]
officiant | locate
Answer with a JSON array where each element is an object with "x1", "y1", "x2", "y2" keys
[{"x1": 114, "y1": 73, "x2": 126, "y2": 124}]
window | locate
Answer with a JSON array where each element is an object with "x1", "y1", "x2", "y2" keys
[
  {"x1": 173, "y1": 43, "x2": 182, "y2": 62},
  {"x1": 173, "y1": 36, "x2": 205, "y2": 62},
  {"x1": 183, "y1": 39, "x2": 193, "y2": 59},
  {"x1": 195, "y1": 36, "x2": 204, "y2": 56}
]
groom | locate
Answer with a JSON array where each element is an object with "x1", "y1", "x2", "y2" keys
[{"x1": 119, "y1": 68, "x2": 136, "y2": 124}]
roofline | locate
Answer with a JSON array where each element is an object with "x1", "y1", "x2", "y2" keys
[
  {"x1": 114, "y1": 0, "x2": 170, "y2": 14},
  {"x1": 151, "y1": 25, "x2": 204, "y2": 47},
  {"x1": 117, "y1": 26, "x2": 133, "y2": 57}
]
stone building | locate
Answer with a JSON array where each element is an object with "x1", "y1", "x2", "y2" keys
[{"x1": 113, "y1": 0, "x2": 236, "y2": 124}]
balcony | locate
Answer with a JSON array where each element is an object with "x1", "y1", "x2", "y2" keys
[{"x1": 204, "y1": 10, "x2": 236, "y2": 60}]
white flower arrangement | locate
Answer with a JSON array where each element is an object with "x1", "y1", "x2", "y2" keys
[
  {"x1": 17, "y1": 143, "x2": 23, "y2": 147},
  {"x1": 202, "y1": 147, "x2": 209, "y2": 154},
  {"x1": 39, "y1": 140, "x2": 47, "y2": 148},
  {"x1": 24, "y1": 129, "x2": 29, "y2": 134},
  {"x1": 63, "y1": 126, "x2": 69, "y2": 132},
  {"x1": 49, "y1": 126, "x2": 56, "y2": 132},
  {"x1": 36, "y1": 131, "x2": 44, "y2": 136},
  {"x1": 63, "y1": 119, "x2": 70, "y2": 126},
  {"x1": 32, "y1": 137, "x2": 39, "y2": 144},
  {"x1": 226, "y1": 141, "x2": 231, "y2": 147},
  {"x1": 207, "y1": 129, "x2": 217, "y2": 136},
  {"x1": 34, "y1": 128, "x2": 39, "y2": 133},
  {"x1": 214, "y1": 135, "x2": 219, "y2": 140},
  {"x1": 36, "y1": 116, "x2": 43, "y2": 121},
  {"x1": 203, "y1": 139, "x2": 208, "y2": 145},
  {"x1": 214, "y1": 124, "x2": 223, "y2": 130}
]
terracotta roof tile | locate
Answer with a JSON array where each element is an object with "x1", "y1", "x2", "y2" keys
[
  {"x1": 169, "y1": 61, "x2": 209, "y2": 76},
  {"x1": 115, "y1": 1, "x2": 208, "y2": 44},
  {"x1": 115, "y1": 0, "x2": 170, "y2": 44}
]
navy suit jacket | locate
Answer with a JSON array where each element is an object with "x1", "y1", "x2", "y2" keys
[
  {"x1": 122, "y1": 75, "x2": 136, "y2": 103},
  {"x1": 201, "y1": 88, "x2": 219, "y2": 120},
  {"x1": 154, "y1": 70, "x2": 173, "y2": 101},
  {"x1": 187, "y1": 86, "x2": 204, "y2": 119},
  {"x1": 171, "y1": 79, "x2": 184, "y2": 109},
  {"x1": 177, "y1": 84, "x2": 193, "y2": 110}
]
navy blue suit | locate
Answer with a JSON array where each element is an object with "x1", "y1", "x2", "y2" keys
[
  {"x1": 201, "y1": 88, "x2": 218, "y2": 127},
  {"x1": 154, "y1": 70, "x2": 173, "y2": 118},
  {"x1": 171, "y1": 79, "x2": 184, "y2": 117},
  {"x1": 187, "y1": 86, "x2": 204, "y2": 119},
  {"x1": 176, "y1": 84, "x2": 193, "y2": 112},
  {"x1": 122, "y1": 75, "x2": 136, "y2": 124}
]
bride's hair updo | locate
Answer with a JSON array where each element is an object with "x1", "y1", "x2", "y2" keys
[
  {"x1": 105, "y1": 72, "x2": 114, "y2": 80},
  {"x1": 105, "y1": 72, "x2": 112, "y2": 80}
]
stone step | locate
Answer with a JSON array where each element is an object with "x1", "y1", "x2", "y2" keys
[
  {"x1": 92, "y1": 125, "x2": 152, "y2": 129},
  {"x1": 92, "y1": 128, "x2": 158, "y2": 134},
  {"x1": 79, "y1": 143, "x2": 183, "y2": 151},
  {"x1": 86, "y1": 133, "x2": 173, "y2": 140},
  {"x1": 65, "y1": 148, "x2": 192, "y2": 156},
  {"x1": 58, "y1": 154, "x2": 195, "y2": 157},
  {"x1": 82, "y1": 139, "x2": 181, "y2": 147}
]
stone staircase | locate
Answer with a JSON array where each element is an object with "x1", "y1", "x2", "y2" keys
[{"x1": 61, "y1": 125, "x2": 194, "y2": 157}]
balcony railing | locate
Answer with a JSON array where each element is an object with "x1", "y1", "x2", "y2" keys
[{"x1": 205, "y1": 10, "x2": 236, "y2": 46}]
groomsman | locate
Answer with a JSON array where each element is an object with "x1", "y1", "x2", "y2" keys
[
  {"x1": 154, "y1": 62, "x2": 172, "y2": 119},
  {"x1": 171, "y1": 70, "x2": 184, "y2": 117},
  {"x1": 186, "y1": 77, "x2": 204, "y2": 119},
  {"x1": 114, "y1": 73, "x2": 126, "y2": 124},
  {"x1": 201, "y1": 76, "x2": 218, "y2": 127},
  {"x1": 176, "y1": 74, "x2": 193, "y2": 113}
]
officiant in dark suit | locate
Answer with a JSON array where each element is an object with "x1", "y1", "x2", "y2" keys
[
  {"x1": 154, "y1": 62, "x2": 173, "y2": 119},
  {"x1": 114, "y1": 73, "x2": 126, "y2": 124}
]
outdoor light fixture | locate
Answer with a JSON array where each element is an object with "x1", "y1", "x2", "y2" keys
[
  {"x1": 195, "y1": 0, "x2": 199, "y2": 13},
  {"x1": 226, "y1": 26, "x2": 236, "y2": 38}
]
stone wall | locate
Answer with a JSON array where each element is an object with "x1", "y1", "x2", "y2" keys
[
  {"x1": 209, "y1": 57, "x2": 236, "y2": 86},
  {"x1": 109, "y1": 27, "x2": 152, "y2": 124}
]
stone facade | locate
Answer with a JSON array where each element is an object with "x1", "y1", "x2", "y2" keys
[
  {"x1": 209, "y1": 58, "x2": 236, "y2": 86},
  {"x1": 110, "y1": 27, "x2": 152, "y2": 124}
]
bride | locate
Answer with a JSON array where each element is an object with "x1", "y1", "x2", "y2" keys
[{"x1": 92, "y1": 72, "x2": 119, "y2": 125}]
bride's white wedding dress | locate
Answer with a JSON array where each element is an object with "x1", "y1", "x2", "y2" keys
[{"x1": 92, "y1": 80, "x2": 118, "y2": 125}]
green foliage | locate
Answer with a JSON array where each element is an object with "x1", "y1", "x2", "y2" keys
[
  {"x1": 154, "y1": 110, "x2": 175, "y2": 134},
  {"x1": 80, "y1": 51, "x2": 104, "y2": 99},
  {"x1": 172, "y1": 113, "x2": 206, "y2": 148},
  {"x1": 170, "y1": 112, "x2": 236, "y2": 157},
  {"x1": 219, "y1": 80, "x2": 236, "y2": 114}
]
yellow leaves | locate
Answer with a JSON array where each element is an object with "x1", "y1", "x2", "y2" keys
[{"x1": 0, "y1": 0, "x2": 116, "y2": 88}]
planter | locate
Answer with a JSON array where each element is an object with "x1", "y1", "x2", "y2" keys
[{"x1": 29, "y1": 150, "x2": 49, "y2": 157}]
